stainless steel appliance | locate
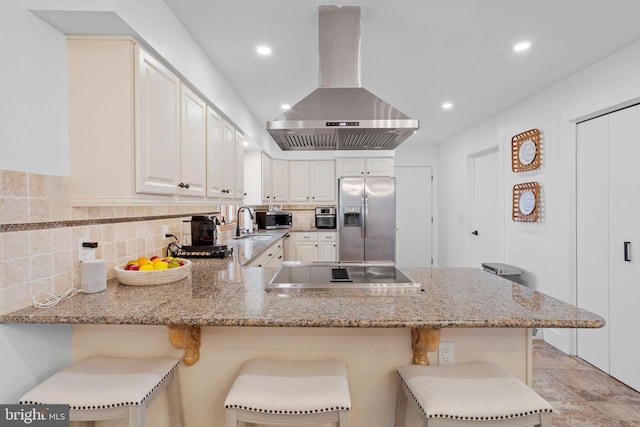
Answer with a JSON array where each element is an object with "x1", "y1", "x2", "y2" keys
[
  {"x1": 191, "y1": 215, "x2": 218, "y2": 246},
  {"x1": 315, "y1": 207, "x2": 336, "y2": 229},
  {"x1": 256, "y1": 211, "x2": 293, "y2": 229},
  {"x1": 266, "y1": 6, "x2": 418, "y2": 151},
  {"x1": 266, "y1": 262, "x2": 420, "y2": 292},
  {"x1": 338, "y1": 176, "x2": 396, "y2": 262}
]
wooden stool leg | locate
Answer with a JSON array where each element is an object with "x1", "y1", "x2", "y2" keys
[
  {"x1": 339, "y1": 410, "x2": 350, "y2": 427},
  {"x1": 167, "y1": 368, "x2": 185, "y2": 427},
  {"x1": 128, "y1": 405, "x2": 145, "y2": 427},
  {"x1": 225, "y1": 408, "x2": 238, "y2": 427},
  {"x1": 394, "y1": 380, "x2": 408, "y2": 427},
  {"x1": 540, "y1": 412, "x2": 552, "y2": 427}
]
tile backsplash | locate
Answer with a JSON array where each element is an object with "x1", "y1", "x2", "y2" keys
[
  {"x1": 0, "y1": 169, "x2": 329, "y2": 315},
  {"x1": 0, "y1": 169, "x2": 218, "y2": 315}
]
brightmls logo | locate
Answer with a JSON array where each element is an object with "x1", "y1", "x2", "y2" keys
[{"x1": 0, "y1": 405, "x2": 68, "y2": 426}]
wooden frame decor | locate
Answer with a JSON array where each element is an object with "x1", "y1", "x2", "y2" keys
[
  {"x1": 511, "y1": 129, "x2": 541, "y2": 172},
  {"x1": 512, "y1": 182, "x2": 540, "y2": 222}
]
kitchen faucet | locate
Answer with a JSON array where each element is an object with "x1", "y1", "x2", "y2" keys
[{"x1": 236, "y1": 205, "x2": 255, "y2": 236}]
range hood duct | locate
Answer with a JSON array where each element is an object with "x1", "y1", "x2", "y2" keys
[{"x1": 266, "y1": 5, "x2": 419, "y2": 151}]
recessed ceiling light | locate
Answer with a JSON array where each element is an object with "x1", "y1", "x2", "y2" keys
[
  {"x1": 281, "y1": 104, "x2": 291, "y2": 110},
  {"x1": 256, "y1": 45, "x2": 272, "y2": 56},
  {"x1": 242, "y1": 141, "x2": 249, "y2": 146},
  {"x1": 441, "y1": 102, "x2": 453, "y2": 110},
  {"x1": 513, "y1": 41, "x2": 531, "y2": 52}
]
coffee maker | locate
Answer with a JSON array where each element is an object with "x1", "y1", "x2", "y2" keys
[
  {"x1": 190, "y1": 215, "x2": 218, "y2": 246},
  {"x1": 169, "y1": 215, "x2": 232, "y2": 258}
]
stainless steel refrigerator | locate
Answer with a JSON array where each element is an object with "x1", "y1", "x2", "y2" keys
[{"x1": 338, "y1": 176, "x2": 396, "y2": 262}]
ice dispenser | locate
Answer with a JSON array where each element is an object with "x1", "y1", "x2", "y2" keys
[{"x1": 343, "y1": 207, "x2": 361, "y2": 226}]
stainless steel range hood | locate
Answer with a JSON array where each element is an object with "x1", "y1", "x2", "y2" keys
[{"x1": 266, "y1": 5, "x2": 419, "y2": 151}]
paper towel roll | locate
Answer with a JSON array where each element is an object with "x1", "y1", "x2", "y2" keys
[{"x1": 81, "y1": 259, "x2": 106, "y2": 293}]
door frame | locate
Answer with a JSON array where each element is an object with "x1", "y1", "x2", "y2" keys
[{"x1": 467, "y1": 145, "x2": 504, "y2": 268}]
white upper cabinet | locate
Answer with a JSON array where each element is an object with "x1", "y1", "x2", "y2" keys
[
  {"x1": 289, "y1": 161, "x2": 335, "y2": 203},
  {"x1": 179, "y1": 84, "x2": 207, "y2": 198},
  {"x1": 336, "y1": 157, "x2": 394, "y2": 177},
  {"x1": 261, "y1": 153, "x2": 273, "y2": 202},
  {"x1": 234, "y1": 131, "x2": 245, "y2": 200},
  {"x1": 206, "y1": 107, "x2": 223, "y2": 199},
  {"x1": 289, "y1": 161, "x2": 311, "y2": 202},
  {"x1": 271, "y1": 159, "x2": 289, "y2": 202},
  {"x1": 136, "y1": 48, "x2": 182, "y2": 195},
  {"x1": 67, "y1": 36, "x2": 243, "y2": 205},
  {"x1": 221, "y1": 120, "x2": 236, "y2": 199}
]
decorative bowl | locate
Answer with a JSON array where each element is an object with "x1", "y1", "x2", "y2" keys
[{"x1": 113, "y1": 259, "x2": 191, "y2": 286}]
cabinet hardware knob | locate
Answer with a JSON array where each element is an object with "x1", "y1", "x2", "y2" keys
[
  {"x1": 471, "y1": 230, "x2": 479, "y2": 236},
  {"x1": 184, "y1": 183, "x2": 190, "y2": 189}
]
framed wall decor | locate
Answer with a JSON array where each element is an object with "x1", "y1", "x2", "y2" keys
[
  {"x1": 512, "y1": 182, "x2": 540, "y2": 222},
  {"x1": 511, "y1": 129, "x2": 541, "y2": 172}
]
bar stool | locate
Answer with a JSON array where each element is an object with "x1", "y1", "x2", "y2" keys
[
  {"x1": 225, "y1": 359, "x2": 351, "y2": 427},
  {"x1": 395, "y1": 361, "x2": 553, "y2": 427},
  {"x1": 19, "y1": 356, "x2": 184, "y2": 427}
]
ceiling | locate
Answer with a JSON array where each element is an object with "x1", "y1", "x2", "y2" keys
[{"x1": 164, "y1": 0, "x2": 640, "y2": 147}]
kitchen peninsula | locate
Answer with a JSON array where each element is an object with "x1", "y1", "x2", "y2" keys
[{"x1": 0, "y1": 231, "x2": 603, "y2": 427}]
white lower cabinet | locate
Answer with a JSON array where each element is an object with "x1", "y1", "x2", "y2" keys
[
  {"x1": 247, "y1": 238, "x2": 284, "y2": 268},
  {"x1": 285, "y1": 232, "x2": 337, "y2": 262}
]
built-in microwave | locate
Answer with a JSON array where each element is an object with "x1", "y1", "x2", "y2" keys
[{"x1": 256, "y1": 211, "x2": 292, "y2": 229}]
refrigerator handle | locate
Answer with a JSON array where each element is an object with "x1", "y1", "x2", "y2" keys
[{"x1": 363, "y1": 195, "x2": 368, "y2": 238}]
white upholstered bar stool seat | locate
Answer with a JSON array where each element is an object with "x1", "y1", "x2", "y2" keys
[
  {"x1": 19, "y1": 356, "x2": 184, "y2": 427},
  {"x1": 395, "y1": 362, "x2": 553, "y2": 427},
  {"x1": 225, "y1": 359, "x2": 351, "y2": 427}
]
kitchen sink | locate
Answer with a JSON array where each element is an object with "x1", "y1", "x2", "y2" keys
[{"x1": 232, "y1": 234, "x2": 274, "y2": 241}]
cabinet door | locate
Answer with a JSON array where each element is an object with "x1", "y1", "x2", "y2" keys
[
  {"x1": 337, "y1": 158, "x2": 365, "y2": 177},
  {"x1": 234, "y1": 131, "x2": 245, "y2": 200},
  {"x1": 318, "y1": 242, "x2": 337, "y2": 262},
  {"x1": 296, "y1": 241, "x2": 319, "y2": 262},
  {"x1": 366, "y1": 158, "x2": 394, "y2": 176},
  {"x1": 310, "y1": 161, "x2": 335, "y2": 202},
  {"x1": 272, "y1": 159, "x2": 289, "y2": 202},
  {"x1": 179, "y1": 84, "x2": 207, "y2": 198},
  {"x1": 261, "y1": 153, "x2": 273, "y2": 202},
  {"x1": 289, "y1": 161, "x2": 310, "y2": 202},
  {"x1": 136, "y1": 48, "x2": 181, "y2": 195},
  {"x1": 221, "y1": 120, "x2": 236, "y2": 199},
  {"x1": 608, "y1": 104, "x2": 640, "y2": 391},
  {"x1": 206, "y1": 107, "x2": 223, "y2": 199}
]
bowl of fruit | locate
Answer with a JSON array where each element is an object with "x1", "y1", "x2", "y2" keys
[{"x1": 114, "y1": 256, "x2": 191, "y2": 286}]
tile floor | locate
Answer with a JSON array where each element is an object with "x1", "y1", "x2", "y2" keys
[{"x1": 533, "y1": 340, "x2": 640, "y2": 426}]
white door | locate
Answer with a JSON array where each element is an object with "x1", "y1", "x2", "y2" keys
[
  {"x1": 608, "y1": 105, "x2": 640, "y2": 391},
  {"x1": 395, "y1": 166, "x2": 433, "y2": 268},
  {"x1": 576, "y1": 115, "x2": 610, "y2": 373},
  {"x1": 471, "y1": 148, "x2": 501, "y2": 268}
]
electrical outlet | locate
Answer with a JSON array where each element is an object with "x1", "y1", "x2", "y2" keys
[
  {"x1": 438, "y1": 341, "x2": 454, "y2": 365},
  {"x1": 162, "y1": 225, "x2": 169, "y2": 240}
]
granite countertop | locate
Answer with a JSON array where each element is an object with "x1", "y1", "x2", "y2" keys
[{"x1": 0, "y1": 232, "x2": 604, "y2": 329}]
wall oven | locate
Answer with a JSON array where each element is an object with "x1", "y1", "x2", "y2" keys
[{"x1": 315, "y1": 207, "x2": 336, "y2": 229}]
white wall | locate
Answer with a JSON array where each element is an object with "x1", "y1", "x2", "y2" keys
[
  {"x1": 0, "y1": 0, "x2": 73, "y2": 404},
  {"x1": 26, "y1": 0, "x2": 277, "y2": 151},
  {"x1": 437, "y1": 39, "x2": 640, "y2": 353},
  {"x1": 0, "y1": 0, "x2": 69, "y2": 175}
]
